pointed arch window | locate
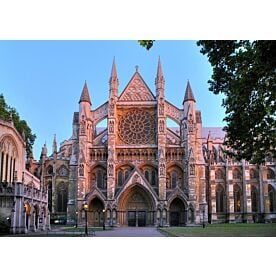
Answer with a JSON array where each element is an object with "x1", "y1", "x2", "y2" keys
[
  {"x1": 48, "y1": 181, "x2": 52, "y2": 212},
  {"x1": 171, "y1": 171, "x2": 177, "y2": 188},
  {"x1": 125, "y1": 170, "x2": 130, "y2": 181},
  {"x1": 233, "y1": 168, "x2": 242, "y2": 180},
  {"x1": 251, "y1": 185, "x2": 258, "y2": 212},
  {"x1": 268, "y1": 185, "x2": 275, "y2": 212},
  {"x1": 145, "y1": 170, "x2": 150, "y2": 182},
  {"x1": 250, "y1": 169, "x2": 258, "y2": 179},
  {"x1": 216, "y1": 185, "x2": 225, "y2": 213},
  {"x1": 215, "y1": 169, "x2": 224, "y2": 180},
  {"x1": 118, "y1": 170, "x2": 123, "y2": 187},
  {"x1": 97, "y1": 170, "x2": 103, "y2": 189},
  {"x1": 57, "y1": 182, "x2": 68, "y2": 212},
  {"x1": 234, "y1": 184, "x2": 241, "y2": 212},
  {"x1": 267, "y1": 169, "x2": 275, "y2": 180},
  {"x1": 151, "y1": 170, "x2": 156, "y2": 186}
]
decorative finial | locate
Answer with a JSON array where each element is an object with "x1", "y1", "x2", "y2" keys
[{"x1": 135, "y1": 65, "x2": 139, "y2": 72}]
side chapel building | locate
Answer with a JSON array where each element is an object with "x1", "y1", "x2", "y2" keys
[{"x1": 34, "y1": 59, "x2": 275, "y2": 227}]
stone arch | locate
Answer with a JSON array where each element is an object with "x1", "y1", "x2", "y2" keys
[
  {"x1": 166, "y1": 163, "x2": 184, "y2": 190},
  {"x1": 116, "y1": 163, "x2": 135, "y2": 188},
  {"x1": 0, "y1": 134, "x2": 19, "y2": 183},
  {"x1": 90, "y1": 164, "x2": 107, "y2": 190},
  {"x1": 267, "y1": 168, "x2": 275, "y2": 180},
  {"x1": 168, "y1": 197, "x2": 187, "y2": 226},
  {"x1": 87, "y1": 196, "x2": 105, "y2": 227},
  {"x1": 251, "y1": 184, "x2": 259, "y2": 213},
  {"x1": 216, "y1": 184, "x2": 225, "y2": 213},
  {"x1": 139, "y1": 163, "x2": 158, "y2": 187},
  {"x1": 33, "y1": 204, "x2": 40, "y2": 231},
  {"x1": 233, "y1": 183, "x2": 242, "y2": 212},
  {"x1": 117, "y1": 184, "x2": 156, "y2": 226},
  {"x1": 215, "y1": 168, "x2": 224, "y2": 180},
  {"x1": 233, "y1": 168, "x2": 242, "y2": 180},
  {"x1": 23, "y1": 202, "x2": 31, "y2": 231},
  {"x1": 56, "y1": 182, "x2": 68, "y2": 213},
  {"x1": 268, "y1": 184, "x2": 275, "y2": 212}
]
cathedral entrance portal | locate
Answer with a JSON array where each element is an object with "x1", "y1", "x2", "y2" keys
[
  {"x1": 88, "y1": 197, "x2": 104, "y2": 227},
  {"x1": 169, "y1": 198, "x2": 187, "y2": 226},
  {"x1": 118, "y1": 185, "x2": 155, "y2": 227}
]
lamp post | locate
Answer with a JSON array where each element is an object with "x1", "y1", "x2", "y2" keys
[
  {"x1": 75, "y1": 211, "x2": 78, "y2": 228},
  {"x1": 83, "y1": 202, "x2": 88, "y2": 235},
  {"x1": 102, "y1": 209, "x2": 105, "y2": 230}
]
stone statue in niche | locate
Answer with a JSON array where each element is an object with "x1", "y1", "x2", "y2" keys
[
  {"x1": 109, "y1": 98, "x2": 115, "y2": 117},
  {"x1": 79, "y1": 164, "x2": 84, "y2": 177},
  {"x1": 188, "y1": 114, "x2": 194, "y2": 133},
  {"x1": 159, "y1": 163, "x2": 165, "y2": 176},
  {"x1": 108, "y1": 163, "x2": 113, "y2": 177},
  {"x1": 158, "y1": 148, "x2": 164, "y2": 160},
  {"x1": 109, "y1": 120, "x2": 114, "y2": 133},
  {"x1": 159, "y1": 99, "x2": 164, "y2": 115},
  {"x1": 190, "y1": 164, "x2": 195, "y2": 176},
  {"x1": 80, "y1": 115, "x2": 86, "y2": 135},
  {"x1": 159, "y1": 120, "x2": 164, "y2": 133}
]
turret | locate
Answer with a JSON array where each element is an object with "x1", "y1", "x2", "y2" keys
[
  {"x1": 183, "y1": 80, "x2": 196, "y2": 122},
  {"x1": 79, "y1": 81, "x2": 92, "y2": 118}
]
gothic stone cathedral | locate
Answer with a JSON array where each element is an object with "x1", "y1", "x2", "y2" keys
[{"x1": 33, "y1": 59, "x2": 275, "y2": 227}]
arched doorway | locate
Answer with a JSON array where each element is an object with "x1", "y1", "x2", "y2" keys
[
  {"x1": 24, "y1": 203, "x2": 31, "y2": 231},
  {"x1": 118, "y1": 185, "x2": 155, "y2": 227},
  {"x1": 88, "y1": 197, "x2": 105, "y2": 227},
  {"x1": 169, "y1": 198, "x2": 186, "y2": 226}
]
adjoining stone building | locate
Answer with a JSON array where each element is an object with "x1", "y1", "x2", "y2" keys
[
  {"x1": 41, "y1": 59, "x2": 276, "y2": 227},
  {"x1": 0, "y1": 118, "x2": 49, "y2": 234}
]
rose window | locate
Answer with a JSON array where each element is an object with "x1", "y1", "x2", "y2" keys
[{"x1": 118, "y1": 110, "x2": 155, "y2": 144}]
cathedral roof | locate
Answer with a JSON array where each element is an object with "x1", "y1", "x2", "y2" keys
[
  {"x1": 183, "y1": 80, "x2": 196, "y2": 103},
  {"x1": 79, "y1": 81, "x2": 91, "y2": 105},
  {"x1": 202, "y1": 127, "x2": 226, "y2": 140}
]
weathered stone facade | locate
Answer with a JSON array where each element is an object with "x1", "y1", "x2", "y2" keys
[
  {"x1": 0, "y1": 119, "x2": 49, "y2": 234},
  {"x1": 41, "y1": 60, "x2": 276, "y2": 227}
]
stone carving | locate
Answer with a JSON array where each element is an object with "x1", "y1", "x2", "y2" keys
[
  {"x1": 132, "y1": 174, "x2": 141, "y2": 184},
  {"x1": 188, "y1": 114, "x2": 194, "y2": 133},
  {"x1": 80, "y1": 115, "x2": 86, "y2": 135},
  {"x1": 79, "y1": 164, "x2": 84, "y2": 177},
  {"x1": 118, "y1": 110, "x2": 155, "y2": 144},
  {"x1": 108, "y1": 163, "x2": 114, "y2": 177},
  {"x1": 165, "y1": 101, "x2": 181, "y2": 124},
  {"x1": 109, "y1": 120, "x2": 114, "y2": 134},
  {"x1": 159, "y1": 120, "x2": 164, "y2": 133},
  {"x1": 159, "y1": 99, "x2": 164, "y2": 115},
  {"x1": 159, "y1": 163, "x2": 165, "y2": 176},
  {"x1": 93, "y1": 102, "x2": 108, "y2": 125},
  {"x1": 190, "y1": 164, "x2": 195, "y2": 176}
]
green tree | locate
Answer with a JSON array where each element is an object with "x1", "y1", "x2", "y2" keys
[
  {"x1": 138, "y1": 40, "x2": 155, "y2": 50},
  {"x1": 197, "y1": 40, "x2": 276, "y2": 164},
  {"x1": 0, "y1": 94, "x2": 36, "y2": 158}
]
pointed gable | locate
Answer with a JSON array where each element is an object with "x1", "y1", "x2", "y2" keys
[{"x1": 119, "y1": 71, "x2": 155, "y2": 102}]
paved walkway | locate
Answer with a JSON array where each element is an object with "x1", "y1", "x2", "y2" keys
[{"x1": 95, "y1": 227, "x2": 165, "y2": 237}]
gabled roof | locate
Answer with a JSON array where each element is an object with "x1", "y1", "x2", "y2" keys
[{"x1": 119, "y1": 69, "x2": 155, "y2": 101}]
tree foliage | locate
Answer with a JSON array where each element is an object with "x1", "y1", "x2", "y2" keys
[
  {"x1": 197, "y1": 40, "x2": 276, "y2": 164},
  {"x1": 0, "y1": 94, "x2": 36, "y2": 158},
  {"x1": 138, "y1": 40, "x2": 155, "y2": 50}
]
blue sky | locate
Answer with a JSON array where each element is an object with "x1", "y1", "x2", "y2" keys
[{"x1": 0, "y1": 40, "x2": 225, "y2": 159}]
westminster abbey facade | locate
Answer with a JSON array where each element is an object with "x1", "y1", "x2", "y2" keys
[{"x1": 30, "y1": 59, "x2": 275, "y2": 227}]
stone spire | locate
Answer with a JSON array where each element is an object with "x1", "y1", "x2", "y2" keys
[
  {"x1": 41, "y1": 143, "x2": 47, "y2": 157},
  {"x1": 52, "y1": 134, "x2": 57, "y2": 154},
  {"x1": 109, "y1": 58, "x2": 119, "y2": 98},
  {"x1": 79, "y1": 81, "x2": 91, "y2": 105},
  {"x1": 183, "y1": 80, "x2": 196, "y2": 103},
  {"x1": 155, "y1": 56, "x2": 165, "y2": 96}
]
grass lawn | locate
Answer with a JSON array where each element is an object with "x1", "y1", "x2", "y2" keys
[{"x1": 159, "y1": 223, "x2": 276, "y2": 237}]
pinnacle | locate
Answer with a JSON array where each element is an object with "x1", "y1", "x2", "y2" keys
[
  {"x1": 183, "y1": 80, "x2": 196, "y2": 103},
  {"x1": 79, "y1": 81, "x2": 91, "y2": 105}
]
